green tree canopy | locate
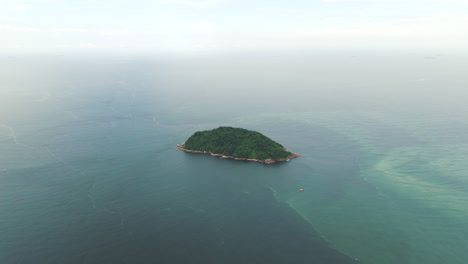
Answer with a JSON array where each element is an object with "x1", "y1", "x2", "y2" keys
[{"x1": 183, "y1": 127, "x2": 292, "y2": 161}]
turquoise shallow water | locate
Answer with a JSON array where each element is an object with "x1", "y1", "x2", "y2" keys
[
  {"x1": 236, "y1": 111, "x2": 468, "y2": 264},
  {"x1": 0, "y1": 53, "x2": 467, "y2": 263}
]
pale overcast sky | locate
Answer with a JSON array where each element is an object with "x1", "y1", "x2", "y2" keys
[{"x1": 1, "y1": 0, "x2": 468, "y2": 53}]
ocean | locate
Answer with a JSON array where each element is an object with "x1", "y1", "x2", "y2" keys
[{"x1": 0, "y1": 52, "x2": 467, "y2": 263}]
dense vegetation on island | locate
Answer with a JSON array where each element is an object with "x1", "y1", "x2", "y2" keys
[{"x1": 183, "y1": 127, "x2": 293, "y2": 161}]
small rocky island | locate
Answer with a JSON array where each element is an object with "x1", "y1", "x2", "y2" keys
[{"x1": 177, "y1": 127, "x2": 300, "y2": 164}]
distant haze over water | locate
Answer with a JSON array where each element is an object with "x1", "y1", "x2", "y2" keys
[{"x1": 0, "y1": 51, "x2": 467, "y2": 263}]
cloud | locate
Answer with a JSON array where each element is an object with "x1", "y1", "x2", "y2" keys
[
  {"x1": 8, "y1": 4, "x2": 27, "y2": 11},
  {"x1": 0, "y1": 24, "x2": 38, "y2": 31},
  {"x1": 56, "y1": 27, "x2": 90, "y2": 33},
  {"x1": 79, "y1": 43, "x2": 97, "y2": 48},
  {"x1": 277, "y1": 13, "x2": 468, "y2": 37},
  {"x1": 0, "y1": 0, "x2": 53, "y2": 2},
  {"x1": 325, "y1": 16, "x2": 343, "y2": 20},
  {"x1": 385, "y1": 13, "x2": 468, "y2": 24},
  {"x1": 171, "y1": 0, "x2": 224, "y2": 7},
  {"x1": 0, "y1": 16, "x2": 17, "y2": 21},
  {"x1": 323, "y1": 0, "x2": 463, "y2": 1},
  {"x1": 1, "y1": 6, "x2": 467, "y2": 53},
  {"x1": 322, "y1": 0, "x2": 468, "y2": 2},
  {"x1": 0, "y1": 20, "x2": 221, "y2": 36}
]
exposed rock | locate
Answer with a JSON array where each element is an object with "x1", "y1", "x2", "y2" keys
[{"x1": 176, "y1": 144, "x2": 300, "y2": 164}]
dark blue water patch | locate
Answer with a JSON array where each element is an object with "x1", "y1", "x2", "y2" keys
[{"x1": 0, "y1": 147, "x2": 357, "y2": 264}]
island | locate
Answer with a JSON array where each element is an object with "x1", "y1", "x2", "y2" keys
[{"x1": 177, "y1": 127, "x2": 300, "y2": 164}]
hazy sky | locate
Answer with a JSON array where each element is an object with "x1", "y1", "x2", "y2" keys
[{"x1": 1, "y1": 0, "x2": 468, "y2": 53}]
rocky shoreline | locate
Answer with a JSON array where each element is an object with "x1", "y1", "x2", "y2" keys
[{"x1": 176, "y1": 143, "x2": 300, "y2": 164}]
